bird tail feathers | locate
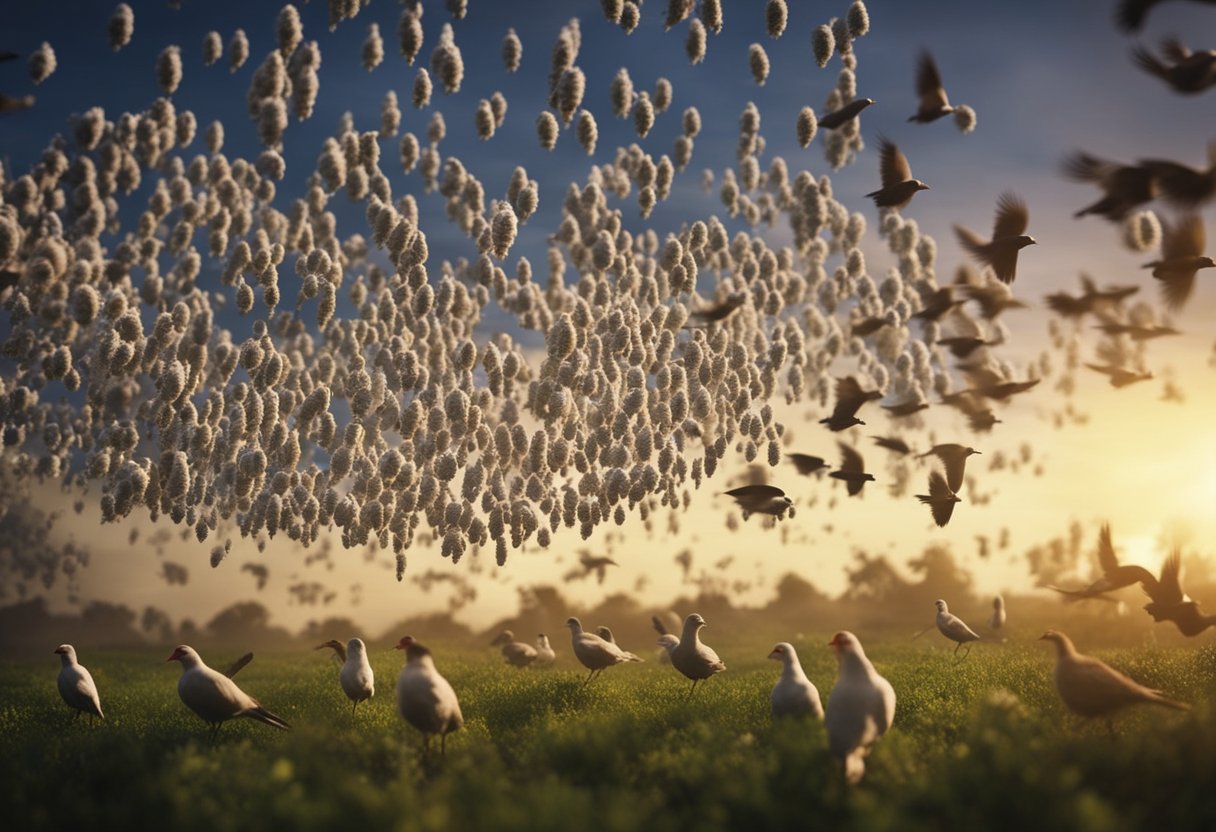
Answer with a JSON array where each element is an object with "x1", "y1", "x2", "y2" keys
[
  {"x1": 245, "y1": 706, "x2": 291, "y2": 731},
  {"x1": 953, "y1": 225, "x2": 985, "y2": 257},
  {"x1": 1150, "y1": 691, "x2": 1191, "y2": 712},
  {"x1": 620, "y1": 651, "x2": 644, "y2": 663}
]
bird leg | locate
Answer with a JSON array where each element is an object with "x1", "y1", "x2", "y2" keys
[
  {"x1": 687, "y1": 678, "x2": 699, "y2": 697},
  {"x1": 582, "y1": 668, "x2": 595, "y2": 687},
  {"x1": 352, "y1": 700, "x2": 358, "y2": 717},
  {"x1": 441, "y1": 732, "x2": 448, "y2": 756},
  {"x1": 208, "y1": 723, "x2": 221, "y2": 745},
  {"x1": 953, "y1": 642, "x2": 962, "y2": 656}
]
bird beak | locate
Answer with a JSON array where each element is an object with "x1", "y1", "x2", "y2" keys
[
  {"x1": 1037, "y1": 633, "x2": 1048, "y2": 641},
  {"x1": 165, "y1": 652, "x2": 177, "y2": 662}
]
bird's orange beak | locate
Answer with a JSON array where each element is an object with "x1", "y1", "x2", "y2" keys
[{"x1": 165, "y1": 649, "x2": 180, "y2": 662}]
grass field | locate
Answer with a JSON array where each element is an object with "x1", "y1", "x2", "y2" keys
[{"x1": 3, "y1": 632, "x2": 1216, "y2": 831}]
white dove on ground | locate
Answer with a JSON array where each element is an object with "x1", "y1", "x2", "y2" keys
[
  {"x1": 935, "y1": 599, "x2": 981, "y2": 657},
  {"x1": 166, "y1": 645, "x2": 290, "y2": 741},
  {"x1": 533, "y1": 634, "x2": 556, "y2": 667},
  {"x1": 491, "y1": 629, "x2": 538, "y2": 668},
  {"x1": 394, "y1": 636, "x2": 463, "y2": 755},
  {"x1": 768, "y1": 643, "x2": 824, "y2": 720},
  {"x1": 566, "y1": 617, "x2": 643, "y2": 685},
  {"x1": 1040, "y1": 630, "x2": 1189, "y2": 727},
  {"x1": 826, "y1": 631, "x2": 896, "y2": 785},
  {"x1": 669, "y1": 614, "x2": 726, "y2": 695},
  {"x1": 54, "y1": 645, "x2": 103, "y2": 721},
  {"x1": 338, "y1": 637, "x2": 375, "y2": 715}
]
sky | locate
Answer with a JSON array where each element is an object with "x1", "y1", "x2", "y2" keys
[{"x1": 2, "y1": 0, "x2": 1215, "y2": 632}]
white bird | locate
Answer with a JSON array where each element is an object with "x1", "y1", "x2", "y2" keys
[
  {"x1": 491, "y1": 629, "x2": 538, "y2": 668},
  {"x1": 826, "y1": 631, "x2": 896, "y2": 785},
  {"x1": 669, "y1": 613, "x2": 726, "y2": 694},
  {"x1": 656, "y1": 633, "x2": 680, "y2": 660},
  {"x1": 988, "y1": 596, "x2": 1006, "y2": 635},
  {"x1": 337, "y1": 637, "x2": 375, "y2": 715},
  {"x1": 166, "y1": 645, "x2": 290, "y2": 741},
  {"x1": 394, "y1": 636, "x2": 463, "y2": 754},
  {"x1": 566, "y1": 617, "x2": 642, "y2": 685},
  {"x1": 533, "y1": 634, "x2": 556, "y2": 667},
  {"x1": 935, "y1": 599, "x2": 981, "y2": 657},
  {"x1": 768, "y1": 642, "x2": 824, "y2": 720},
  {"x1": 54, "y1": 644, "x2": 103, "y2": 721},
  {"x1": 1040, "y1": 629, "x2": 1189, "y2": 726}
]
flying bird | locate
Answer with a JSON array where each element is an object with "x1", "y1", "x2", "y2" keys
[
  {"x1": 1132, "y1": 38, "x2": 1216, "y2": 94},
  {"x1": 829, "y1": 442, "x2": 875, "y2": 497},
  {"x1": 871, "y1": 436, "x2": 912, "y2": 456},
  {"x1": 166, "y1": 645, "x2": 290, "y2": 741},
  {"x1": 882, "y1": 397, "x2": 930, "y2": 418},
  {"x1": 722, "y1": 484, "x2": 792, "y2": 520},
  {"x1": 865, "y1": 137, "x2": 930, "y2": 209},
  {"x1": 1093, "y1": 319, "x2": 1179, "y2": 340},
  {"x1": 1085, "y1": 363, "x2": 1154, "y2": 388},
  {"x1": 1040, "y1": 630, "x2": 1189, "y2": 725},
  {"x1": 394, "y1": 636, "x2": 463, "y2": 754},
  {"x1": 916, "y1": 471, "x2": 961, "y2": 527},
  {"x1": 825, "y1": 632, "x2": 896, "y2": 785},
  {"x1": 818, "y1": 97, "x2": 875, "y2": 130},
  {"x1": 787, "y1": 453, "x2": 830, "y2": 475},
  {"x1": 954, "y1": 192, "x2": 1037, "y2": 283},
  {"x1": 911, "y1": 286, "x2": 962, "y2": 322},
  {"x1": 1116, "y1": 0, "x2": 1216, "y2": 32},
  {"x1": 907, "y1": 51, "x2": 955, "y2": 123},
  {"x1": 566, "y1": 617, "x2": 642, "y2": 685},
  {"x1": 934, "y1": 599, "x2": 981, "y2": 656},
  {"x1": 54, "y1": 645, "x2": 104, "y2": 721},
  {"x1": 1047, "y1": 524, "x2": 1156, "y2": 602},
  {"x1": 919, "y1": 444, "x2": 980, "y2": 493},
  {"x1": 1062, "y1": 151, "x2": 1160, "y2": 221},
  {"x1": 491, "y1": 629, "x2": 539, "y2": 667},
  {"x1": 819, "y1": 376, "x2": 881, "y2": 431},
  {"x1": 769, "y1": 642, "x2": 824, "y2": 720},
  {"x1": 1143, "y1": 214, "x2": 1215, "y2": 311},
  {"x1": 1137, "y1": 143, "x2": 1216, "y2": 208},
  {"x1": 1141, "y1": 550, "x2": 1216, "y2": 636},
  {"x1": 563, "y1": 552, "x2": 619, "y2": 584},
  {"x1": 685, "y1": 292, "x2": 746, "y2": 327},
  {"x1": 669, "y1": 613, "x2": 726, "y2": 695}
]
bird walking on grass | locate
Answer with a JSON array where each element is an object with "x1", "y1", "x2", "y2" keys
[
  {"x1": 491, "y1": 630, "x2": 539, "y2": 668},
  {"x1": 865, "y1": 138, "x2": 930, "y2": 210},
  {"x1": 166, "y1": 645, "x2": 290, "y2": 742},
  {"x1": 954, "y1": 192, "x2": 1037, "y2": 284},
  {"x1": 670, "y1": 614, "x2": 726, "y2": 695},
  {"x1": 566, "y1": 617, "x2": 642, "y2": 685},
  {"x1": 769, "y1": 643, "x2": 824, "y2": 720},
  {"x1": 394, "y1": 636, "x2": 463, "y2": 755},
  {"x1": 534, "y1": 634, "x2": 557, "y2": 666},
  {"x1": 1039, "y1": 630, "x2": 1189, "y2": 727},
  {"x1": 335, "y1": 637, "x2": 374, "y2": 716},
  {"x1": 54, "y1": 645, "x2": 103, "y2": 722},
  {"x1": 826, "y1": 632, "x2": 895, "y2": 785},
  {"x1": 989, "y1": 596, "x2": 1007, "y2": 636},
  {"x1": 935, "y1": 599, "x2": 981, "y2": 657}
]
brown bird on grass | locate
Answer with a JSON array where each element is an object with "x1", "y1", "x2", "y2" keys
[
  {"x1": 865, "y1": 138, "x2": 930, "y2": 209},
  {"x1": 918, "y1": 444, "x2": 980, "y2": 493},
  {"x1": 1085, "y1": 363, "x2": 1154, "y2": 388},
  {"x1": 1142, "y1": 550, "x2": 1216, "y2": 636},
  {"x1": 819, "y1": 376, "x2": 881, "y2": 431},
  {"x1": 1116, "y1": 0, "x2": 1216, "y2": 33},
  {"x1": 1132, "y1": 38, "x2": 1216, "y2": 94},
  {"x1": 1048, "y1": 524, "x2": 1156, "y2": 602},
  {"x1": 1063, "y1": 151, "x2": 1160, "y2": 221},
  {"x1": 954, "y1": 192, "x2": 1037, "y2": 284},
  {"x1": 1144, "y1": 214, "x2": 1215, "y2": 311},
  {"x1": 828, "y1": 442, "x2": 874, "y2": 497},
  {"x1": 787, "y1": 453, "x2": 830, "y2": 475},
  {"x1": 907, "y1": 51, "x2": 955, "y2": 123},
  {"x1": 818, "y1": 97, "x2": 875, "y2": 129},
  {"x1": 916, "y1": 471, "x2": 960, "y2": 527}
]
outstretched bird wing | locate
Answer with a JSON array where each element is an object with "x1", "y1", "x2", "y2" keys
[
  {"x1": 1097, "y1": 524, "x2": 1118, "y2": 574},
  {"x1": 223, "y1": 652, "x2": 254, "y2": 678},
  {"x1": 915, "y1": 51, "x2": 950, "y2": 112},
  {"x1": 837, "y1": 442, "x2": 864, "y2": 475},
  {"x1": 993, "y1": 191, "x2": 1029, "y2": 239},
  {"x1": 879, "y1": 137, "x2": 912, "y2": 187}
]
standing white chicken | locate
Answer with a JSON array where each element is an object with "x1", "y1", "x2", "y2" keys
[
  {"x1": 491, "y1": 630, "x2": 538, "y2": 668},
  {"x1": 166, "y1": 645, "x2": 290, "y2": 741},
  {"x1": 54, "y1": 644, "x2": 104, "y2": 721},
  {"x1": 669, "y1": 614, "x2": 726, "y2": 695},
  {"x1": 566, "y1": 617, "x2": 643, "y2": 685},
  {"x1": 768, "y1": 642, "x2": 824, "y2": 720},
  {"x1": 338, "y1": 637, "x2": 375, "y2": 715},
  {"x1": 394, "y1": 636, "x2": 463, "y2": 754},
  {"x1": 533, "y1": 634, "x2": 556, "y2": 667},
  {"x1": 934, "y1": 599, "x2": 981, "y2": 657},
  {"x1": 825, "y1": 631, "x2": 896, "y2": 785}
]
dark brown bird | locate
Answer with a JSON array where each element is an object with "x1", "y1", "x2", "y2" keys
[
  {"x1": 828, "y1": 442, "x2": 874, "y2": 496},
  {"x1": 1142, "y1": 551, "x2": 1216, "y2": 636},
  {"x1": 0, "y1": 93, "x2": 34, "y2": 113},
  {"x1": 818, "y1": 97, "x2": 875, "y2": 130},
  {"x1": 850, "y1": 315, "x2": 890, "y2": 337},
  {"x1": 1132, "y1": 38, "x2": 1216, "y2": 94},
  {"x1": 871, "y1": 436, "x2": 912, "y2": 455},
  {"x1": 938, "y1": 390, "x2": 1002, "y2": 432},
  {"x1": 686, "y1": 292, "x2": 747, "y2": 326},
  {"x1": 865, "y1": 137, "x2": 930, "y2": 209},
  {"x1": 936, "y1": 336, "x2": 994, "y2": 359},
  {"x1": 1144, "y1": 214, "x2": 1216, "y2": 310},
  {"x1": 918, "y1": 443, "x2": 980, "y2": 493},
  {"x1": 1138, "y1": 144, "x2": 1216, "y2": 208},
  {"x1": 723, "y1": 484, "x2": 793, "y2": 520},
  {"x1": 882, "y1": 397, "x2": 929, "y2": 418},
  {"x1": 1048, "y1": 274, "x2": 1141, "y2": 319},
  {"x1": 787, "y1": 453, "x2": 830, "y2": 475},
  {"x1": 959, "y1": 282, "x2": 1027, "y2": 319},
  {"x1": 819, "y1": 376, "x2": 881, "y2": 431},
  {"x1": 315, "y1": 640, "x2": 347, "y2": 662},
  {"x1": 1048, "y1": 524, "x2": 1156, "y2": 602},
  {"x1": 954, "y1": 192, "x2": 1037, "y2": 284},
  {"x1": 961, "y1": 365, "x2": 1040, "y2": 401},
  {"x1": 1085, "y1": 363, "x2": 1154, "y2": 388},
  {"x1": 916, "y1": 471, "x2": 960, "y2": 527},
  {"x1": 1062, "y1": 151, "x2": 1160, "y2": 221},
  {"x1": 908, "y1": 51, "x2": 955, "y2": 123},
  {"x1": 1116, "y1": 0, "x2": 1216, "y2": 33},
  {"x1": 1094, "y1": 319, "x2": 1179, "y2": 340},
  {"x1": 911, "y1": 286, "x2": 962, "y2": 323}
]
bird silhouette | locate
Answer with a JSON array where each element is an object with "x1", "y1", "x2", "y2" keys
[
  {"x1": 865, "y1": 137, "x2": 930, "y2": 209},
  {"x1": 1132, "y1": 38, "x2": 1216, "y2": 94},
  {"x1": 722, "y1": 484, "x2": 792, "y2": 520},
  {"x1": 916, "y1": 471, "x2": 961, "y2": 527},
  {"x1": 911, "y1": 286, "x2": 963, "y2": 323},
  {"x1": 871, "y1": 436, "x2": 912, "y2": 456},
  {"x1": 1048, "y1": 524, "x2": 1156, "y2": 602},
  {"x1": 907, "y1": 51, "x2": 955, "y2": 123},
  {"x1": 1063, "y1": 151, "x2": 1160, "y2": 221},
  {"x1": 818, "y1": 97, "x2": 875, "y2": 129},
  {"x1": 1143, "y1": 214, "x2": 1215, "y2": 311},
  {"x1": 919, "y1": 444, "x2": 980, "y2": 492},
  {"x1": 685, "y1": 292, "x2": 746, "y2": 327},
  {"x1": 819, "y1": 376, "x2": 881, "y2": 431},
  {"x1": 954, "y1": 192, "x2": 1037, "y2": 283},
  {"x1": 1085, "y1": 363, "x2": 1154, "y2": 388},
  {"x1": 1141, "y1": 550, "x2": 1216, "y2": 636},
  {"x1": 787, "y1": 453, "x2": 830, "y2": 475},
  {"x1": 1138, "y1": 143, "x2": 1216, "y2": 208},
  {"x1": 828, "y1": 442, "x2": 874, "y2": 497},
  {"x1": 1116, "y1": 0, "x2": 1216, "y2": 33}
]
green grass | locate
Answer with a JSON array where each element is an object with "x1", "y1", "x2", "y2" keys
[{"x1": 4, "y1": 635, "x2": 1216, "y2": 831}]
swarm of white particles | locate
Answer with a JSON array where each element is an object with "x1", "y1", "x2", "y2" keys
[
  {"x1": 109, "y1": 4, "x2": 134, "y2": 52},
  {"x1": 848, "y1": 1, "x2": 871, "y2": 37},
  {"x1": 398, "y1": 9, "x2": 423, "y2": 65},
  {"x1": 362, "y1": 23, "x2": 384, "y2": 71},
  {"x1": 610, "y1": 68, "x2": 634, "y2": 118},
  {"x1": 634, "y1": 91, "x2": 655, "y2": 138},
  {"x1": 229, "y1": 29, "x2": 249, "y2": 72},
  {"x1": 601, "y1": 0, "x2": 624, "y2": 23},
  {"x1": 796, "y1": 106, "x2": 818, "y2": 148},
  {"x1": 29, "y1": 43, "x2": 56, "y2": 85},
  {"x1": 749, "y1": 44, "x2": 770, "y2": 85},
  {"x1": 475, "y1": 99, "x2": 496, "y2": 140},
  {"x1": 537, "y1": 111, "x2": 558, "y2": 150},
  {"x1": 812, "y1": 24, "x2": 835, "y2": 68},
  {"x1": 502, "y1": 28, "x2": 522, "y2": 73},
  {"x1": 620, "y1": 1, "x2": 640, "y2": 34},
  {"x1": 202, "y1": 31, "x2": 222, "y2": 66},
  {"x1": 156, "y1": 46, "x2": 183, "y2": 95},
  {"x1": 412, "y1": 68, "x2": 433, "y2": 108},
  {"x1": 686, "y1": 18, "x2": 707, "y2": 65},
  {"x1": 430, "y1": 25, "x2": 464, "y2": 94},
  {"x1": 576, "y1": 110, "x2": 598, "y2": 155},
  {"x1": 702, "y1": 0, "x2": 724, "y2": 33},
  {"x1": 1122, "y1": 210, "x2": 1162, "y2": 252},
  {"x1": 953, "y1": 104, "x2": 977, "y2": 134},
  {"x1": 766, "y1": 1, "x2": 788, "y2": 38},
  {"x1": 327, "y1": 0, "x2": 361, "y2": 31}
]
